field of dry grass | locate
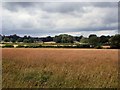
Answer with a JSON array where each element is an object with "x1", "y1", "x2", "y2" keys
[{"x1": 2, "y1": 48, "x2": 118, "y2": 88}]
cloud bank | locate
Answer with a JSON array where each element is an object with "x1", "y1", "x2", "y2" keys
[{"x1": 2, "y1": 2, "x2": 118, "y2": 37}]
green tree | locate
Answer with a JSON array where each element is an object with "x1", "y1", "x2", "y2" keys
[
  {"x1": 28, "y1": 38, "x2": 34, "y2": 43},
  {"x1": 0, "y1": 35, "x2": 2, "y2": 42},
  {"x1": 17, "y1": 38, "x2": 23, "y2": 42},
  {"x1": 100, "y1": 35, "x2": 108, "y2": 44},
  {"x1": 89, "y1": 34, "x2": 99, "y2": 47},
  {"x1": 3, "y1": 37, "x2": 10, "y2": 42},
  {"x1": 23, "y1": 39, "x2": 29, "y2": 43},
  {"x1": 80, "y1": 37, "x2": 89, "y2": 43},
  {"x1": 53, "y1": 34, "x2": 74, "y2": 43},
  {"x1": 53, "y1": 36, "x2": 61, "y2": 43},
  {"x1": 10, "y1": 38, "x2": 16, "y2": 43},
  {"x1": 99, "y1": 35, "x2": 111, "y2": 45},
  {"x1": 110, "y1": 34, "x2": 120, "y2": 48}
]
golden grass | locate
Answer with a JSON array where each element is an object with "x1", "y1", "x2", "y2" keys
[{"x1": 2, "y1": 48, "x2": 118, "y2": 88}]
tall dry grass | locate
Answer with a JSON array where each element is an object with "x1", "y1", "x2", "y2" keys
[{"x1": 2, "y1": 48, "x2": 118, "y2": 88}]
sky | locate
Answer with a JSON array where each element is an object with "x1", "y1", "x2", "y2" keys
[{"x1": 2, "y1": 2, "x2": 118, "y2": 37}]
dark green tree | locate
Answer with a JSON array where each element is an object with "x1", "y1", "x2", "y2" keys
[
  {"x1": 53, "y1": 34, "x2": 74, "y2": 43},
  {"x1": 53, "y1": 36, "x2": 61, "y2": 43},
  {"x1": 99, "y1": 35, "x2": 108, "y2": 44},
  {"x1": 10, "y1": 38, "x2": 16, "y2": 43},
  {"x1": 110, "y1": 34, "x2": 120, "y2": 48},
  {"x1": 23, "y1": 39, "x2": 29, "y2": 43},
  {"x1": 89, "y1": 34, "x2": 99, "y2": 47},
  {"x1": 0, "y1": 35, "x2": 2, "y2": 42},
  {"x1": 28, "y1": 38, "x2": 34, "y2": 43},
  {"x1": 80, "y1": 37, "x2": 89, "y2": 43},
  {"x1": 3, "y1": 37, "x2": 10, "y2": 42},
  {"x1": 17, "y1": 38, "x2": 23, "y2": 42}
]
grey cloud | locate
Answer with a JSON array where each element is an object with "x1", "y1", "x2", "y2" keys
[
  {"x1": 91, "y1": 2, "x2": 118, "y2": 8},
  {"x1": 2, "y1": 2, "x2": 34, "y2": 12},
  {"x1": 40, "y1": 3, "x2": 85, "y2": 13},
  {"x1": 3, "y1": 2, "x2": 86, "y2": 14},
  {"x1": 3, "y1": 2, "x2": 117, "y2": 12},
  {"x1": 2, "y1": 22, "x2": 117, "y2": 35},
  {"x1": 2, "y1": 2, "x2": 118, "y2": 36}
]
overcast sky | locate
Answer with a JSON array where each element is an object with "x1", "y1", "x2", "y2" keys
[{"x1": 2, "y1": 2, "x2": 118, "y2": 37}]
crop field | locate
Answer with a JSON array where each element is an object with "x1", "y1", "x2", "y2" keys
[{"x1": 2, "y1": 48, "x2": 118, "y2": 88}]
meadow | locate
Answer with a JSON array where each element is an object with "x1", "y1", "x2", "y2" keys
[{"x1": 2, "y1": 48, "x2": 118, "y2": 88}]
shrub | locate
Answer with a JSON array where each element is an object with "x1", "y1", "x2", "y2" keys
[
  {"x1": 2, "y1": 44, "x2": 14, "y2": 48},
  {"x1": 24, "y1": 45, "x2": 42, "y2": 48},
  {"x1": 95, "y1": 45, "x2": 103, "y2": 49},
  {"x1": 24, "y1": 46, "x2": 29, "y2": 48},
  {"x1": 16, "y1": 45, "x2": 24, "y2": 48},
  {"x1": 76, "y1": 44, "x2": 90, "y2": 48}
]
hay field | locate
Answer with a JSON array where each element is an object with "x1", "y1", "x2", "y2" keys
[{"x1": 2, "y1": 48, "x2": 118, "y2": 88}]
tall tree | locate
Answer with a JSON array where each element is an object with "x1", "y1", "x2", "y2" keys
[
  {"x1": 89, "y1": 34, "x2": 99, "y2": 47},
  {"x1": 80, "y1": 37, "x2": 89, "y2": 43},
  {"x1": 3, "y1": 37, "x2": 10, "y2": 42},
  {"x1": 100, "y1": 35, "x2": 108, "y2": 44},
  {"x1": 53, "y1": 34, "x2": 74, "y2": 43},
  {"x1": 110, "y1": 34, "x2": 120, "y2": 48}
]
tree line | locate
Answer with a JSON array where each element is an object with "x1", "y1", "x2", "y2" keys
[{"x1": 0, "y1": 34, "x2": 120, "y2": 48}]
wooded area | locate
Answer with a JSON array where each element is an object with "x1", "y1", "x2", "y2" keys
[{"x1": 0, "y1": 34, "x2": 120, "y2": 49}]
